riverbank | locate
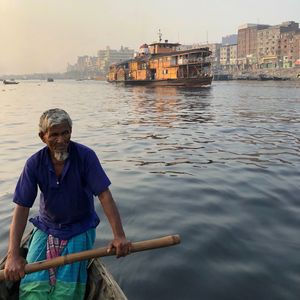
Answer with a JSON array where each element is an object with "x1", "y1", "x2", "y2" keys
[{"x1": 214, "y1": 66, "x2": 300, "y2": 81}]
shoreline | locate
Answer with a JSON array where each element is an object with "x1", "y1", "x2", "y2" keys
[{"x1": 213, "y1": 67, "x2": 300, "y2": 81}]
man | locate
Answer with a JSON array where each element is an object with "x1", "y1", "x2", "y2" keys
[{"x1": 4, "y1": 108, "x2": 131, "y2": 299}]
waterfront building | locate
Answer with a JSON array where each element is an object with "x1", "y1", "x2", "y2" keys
[
  {"x1": 237, "y1": 23, "x2": 270, "y2": 70},
  {"x1": 294, "y1": 32, "x2": 300, "y2": 66},
  {"x1": 220, "y1": 44, "x2": 238, "y2": 71},
  {"x1": 222, "y1": 34, "x2": 238, "y2": 46},
  {"x1": 257, "y1": 21, "x2": 299, "y2": 69},
  {"x1": 193, "y1": 43, "x2": 221, "y2": 72},
  {"x1": 77, "y1": 56, "x2": 90, "y2": 72},
  {"x1": 66, "y1": 46, "x2": 134, "y2": 79},
  {"x1": 97, "y1": 46, "x2": 134, "y2": 72},
  {"x1": 280, "y1": 30, "x2": 300, "y2": 68}
]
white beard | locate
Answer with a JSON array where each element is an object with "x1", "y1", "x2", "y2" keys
[{"x1": 53, "y1": 151, "x2": 69, "y2": 161}]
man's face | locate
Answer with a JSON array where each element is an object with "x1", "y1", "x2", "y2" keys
[{"x1": 40, "y1": 122, "x2": 71, "y2": 161}]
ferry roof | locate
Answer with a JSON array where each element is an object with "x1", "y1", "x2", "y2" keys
[
  {"x1": 148, "y1": 42, "x2": 181, "y2": 47},
  {"x1": 153, "y1": 47, "x2": 211, "y2": 57},
  {"x1": 111, "y1": 47, "x2": 211, "y2": 67}
]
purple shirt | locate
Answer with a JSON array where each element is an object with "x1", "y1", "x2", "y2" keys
[{"x1": 13, "y1": 141, "x2": 111, "y2": 239}]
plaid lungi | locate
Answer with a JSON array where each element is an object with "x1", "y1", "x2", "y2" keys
[{"x1": 19, "y1": 228, "x2": 95, "y2": 300}]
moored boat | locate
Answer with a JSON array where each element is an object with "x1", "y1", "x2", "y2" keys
[
  {"x1": 0, "y1": 230, "x2": 127, "y2": 300},
  {"x1": 108, "y1": 34, "x2": 213, "y2": 87},
  {"x1": 3, "y1": 80, "x2": 19, "y2": 85}
]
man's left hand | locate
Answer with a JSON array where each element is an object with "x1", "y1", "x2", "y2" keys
[{"x1": 107, "y1": 237, "x2": 132, "y2": 258}]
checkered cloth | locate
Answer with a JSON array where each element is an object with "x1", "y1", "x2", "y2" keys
[
  {"x1": 20, "y1": 228, "x2": 95, "y2": 299},
  {"x1": 46, "y1": 235, "x2": 68, "y2": 286}
]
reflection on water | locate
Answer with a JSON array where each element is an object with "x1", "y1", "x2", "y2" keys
[
  {"x1": 1, "y1": 80, "x2": 300, "y2": 300},
  {"x1": 127, "y1": 85, "x2": 214, "y2": 126}
]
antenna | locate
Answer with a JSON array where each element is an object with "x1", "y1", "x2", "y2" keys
[
  {"x1": 206, "y1": 31, "x2": 208, "y2": 44},
  {"x1": 158, "y1": 29, "x2": 162, "y2": 43}
]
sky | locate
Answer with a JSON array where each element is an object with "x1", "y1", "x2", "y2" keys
[{"x1": 0, "y1": 0, "x2": 300, "y2": 75}]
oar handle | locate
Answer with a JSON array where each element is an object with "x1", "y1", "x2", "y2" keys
[{"x1": 0, "y1": 234, "x2": 180, "y2": 281}]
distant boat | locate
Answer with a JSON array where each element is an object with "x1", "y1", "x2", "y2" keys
[
  {"x1": 3, "y1": 79, "x2": 19, "y2": 85},
  {"x1": 47, "y1": 78, "x2": 54, "y2": 82}
]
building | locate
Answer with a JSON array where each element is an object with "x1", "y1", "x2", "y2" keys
[
  {"x1": 66, "y1": 46, "x2": 134, "y2": 79},
  {"x1": 280, "y1": 30, "x2": 299, "y2": 68},
  {"x1": 222, "y1": 34, "x2": 237, "y2": 45},
  {"x1": 294, "y1": 32, "x2": 300, "y2": 66},
  {"x1": 220, "y1": 44, "x2": 238, "y2": 71},
  {"x1": 193, "y1": 43, "x2": 221, "y2": 72},
  {"x1": 257, "y1": 21, "x2": 299, "y2": 68},
  {"x1": 237, "y1": 23, "x2": 270, "y2": 70},
  {"x1": 97, "y1": 46, "x2": 134, "y2": 72}
]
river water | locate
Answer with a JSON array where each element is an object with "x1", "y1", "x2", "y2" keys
[{"x1": 0, "y1": 80, "x2": 300, "y2": 300}]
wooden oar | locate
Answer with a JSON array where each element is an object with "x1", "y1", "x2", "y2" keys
[{"x1": 0, "y1": 234, "x2": 180, "y2": 281}]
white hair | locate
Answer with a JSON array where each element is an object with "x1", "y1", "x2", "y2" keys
[{"x1": 39, "y1": 108, "x2": 72, "y2": 134}]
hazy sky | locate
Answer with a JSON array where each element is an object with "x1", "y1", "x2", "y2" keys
[{"x1": 1, "y1": 0, "x2": 299, "y2": 75}]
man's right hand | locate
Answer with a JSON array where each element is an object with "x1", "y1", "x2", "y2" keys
[{"x1": 4, "y1": 253, "x2": 27, "y2": 281}]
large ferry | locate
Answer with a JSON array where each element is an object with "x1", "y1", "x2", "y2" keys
[{"x1": 107, "y1": 35, "x2": 213, "y2": 87}]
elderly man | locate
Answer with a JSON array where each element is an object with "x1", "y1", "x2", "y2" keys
[{"x1": 4, "y1": 108, "x2": 131, "y2": 299}]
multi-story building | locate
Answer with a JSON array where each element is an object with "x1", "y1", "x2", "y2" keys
[
  {"x1": 237, "y1": 23, "x2": 270, "y2": 70},
  {"x1": 97, "y1": 46, "x2": 134, "y2": 72},
  {"x1": 257, "y1": 21, "x2": 299, "y2": 68},
  {"x1": 220, "y1": 44, "x2": 238, "y2": 71},
  {"x1": 193, "y1": 43, "x2": 221, "y2": 72},
  {"x1": 294, "y1": 32, "x2": 300, "y2": 66},
  {"x1": 76, "y1": 56, "x2": 90, "y2": 72},
  {"x1": 222, "y1": 34, "x2": 237, "y2": 46},
  {"x1": 66, "y1": 46, "x2": 134, "y2": 79},
  {"x1": 280, "y1": 30, "x2": 298, "y2": 68}
]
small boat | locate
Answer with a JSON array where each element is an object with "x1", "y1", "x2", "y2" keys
[
  {"x1": 108, "y1": 31, "x2": 213, "y2": 88},
  {"x1": 0, "y1": 230, "x2": 127, "y2": 300},
  {"x1": 47, "y1": 78, "x2": 54, "y2": 82},
  {"x1": 3, "y1": 80, "x2": 19, "y2": 85}
]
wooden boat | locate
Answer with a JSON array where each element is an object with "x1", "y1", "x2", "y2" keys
[
  {"x1": 3, "y1": 80, "x2": 19, "y2": 85},
  {"x1": 0, "y1": 230, "x2": 127, "y2": 300},
  {"x1": 108, "y1": 32, "x2": 213, "y2": 88}
]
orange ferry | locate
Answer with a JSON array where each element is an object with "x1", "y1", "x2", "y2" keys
[{"x1": 108, "y1": 37, "x2": 212, "y2": 87}]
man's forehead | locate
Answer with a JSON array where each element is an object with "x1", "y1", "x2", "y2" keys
[{"x1": 48, "y1": 122, "x2": 71, "y2": 132}]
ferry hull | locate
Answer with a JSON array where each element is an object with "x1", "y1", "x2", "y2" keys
[{"x1": 108, "y1": 76, "x2": 213, "y2": 87}]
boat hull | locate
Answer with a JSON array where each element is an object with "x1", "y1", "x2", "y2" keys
[
  {"x1": 108, "y1": 76, "x2": 213, "y2": 87},
  {"x1": 3, "y1": 80, "x2": 19, "y2": 85}
]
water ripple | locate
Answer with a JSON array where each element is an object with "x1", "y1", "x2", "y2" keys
[{"x1": 1, "y1": 80, "x2": 300, "y2": 300}]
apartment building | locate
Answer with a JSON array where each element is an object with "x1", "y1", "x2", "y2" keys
[
  {"x1": 280, "y1": 30, "x2": 298, "y2": 68},
  {"x1": 67, "y1": 46, "x2": 134, "y2": 78},
  {"x1": 237, "y1": 24, "x2": 270, "y2": 70},
  {"x1": 97, "y1": 46, "x2": 134, "y2": 72},
  {"x1": 193, "y1": 43, "x2": 221, "y2": 72},
  {"x1": 257, "y1": 21, "x2": 299, "y2": 68},
  {"x1": 222, "y1": 34, "x2": 237, "y2": 46},
  {"x1": 220, "y1": 44, "x2": 238, "y2": 71},
  {"x1": 294, "y1": 32, "x2": 300, "y2": 66}
]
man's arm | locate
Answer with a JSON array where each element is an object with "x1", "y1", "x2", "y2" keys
[
  {"x1": 4, "y1": 204, "x2": 29, "y2": 281},
  {"x1": 98, "y1": 188, "x2": 131, "y2": 257}
]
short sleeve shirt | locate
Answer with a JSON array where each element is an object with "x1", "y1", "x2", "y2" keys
[{"x1": 13, "y1": 141, "x2": 111, "y2": 239}]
